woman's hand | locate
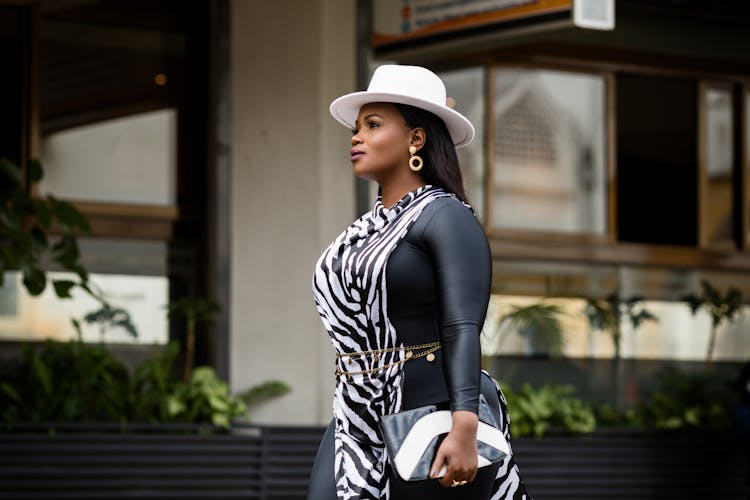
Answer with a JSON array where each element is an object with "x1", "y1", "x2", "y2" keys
[{"x1": 429, "y1": 410, "x2": 479, "y2": 488}]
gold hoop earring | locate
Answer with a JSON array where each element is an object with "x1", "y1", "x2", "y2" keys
[{"x1": 408, "y1": 146, "x2": 423, "y2": 172}]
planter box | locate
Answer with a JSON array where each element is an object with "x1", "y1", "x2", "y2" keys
[
  {"x1": 512, "y1": 431, "x2": 750, "y2": 499},
  {"x1": 0, "y1": 424, "x2": 323, "y2": 499},
  {"x1": 1, "y1": 425, "x2": 748, "y2": 499}
]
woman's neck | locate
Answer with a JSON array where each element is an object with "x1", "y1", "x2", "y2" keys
[{"x1": 379, "y1": 178, "x2": 427, "y2": 208}]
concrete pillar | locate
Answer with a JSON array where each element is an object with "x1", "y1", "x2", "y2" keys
[{"x1": 230, "y1": 0, "x2": 356, "y2": 425}]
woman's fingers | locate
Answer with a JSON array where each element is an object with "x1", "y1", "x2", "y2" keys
[
  {"x1": 430, "y1": 431, "x2": 479, "y2": 487},
  {"x1": 429, "y1": 447, "x2": 447, "y2": 479}
]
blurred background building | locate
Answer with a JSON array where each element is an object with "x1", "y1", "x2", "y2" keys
[{"x1": 2, "y1": 0, "x2": 750, "y2": 425}]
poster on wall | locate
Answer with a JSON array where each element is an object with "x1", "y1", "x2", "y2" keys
[{"x1": 373, "y1": 0, "x2": 614, "y2": 47}]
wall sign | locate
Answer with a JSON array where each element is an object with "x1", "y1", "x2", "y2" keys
[{"x1": 373, "y1": 0, "x2": 614, "y2": 47}]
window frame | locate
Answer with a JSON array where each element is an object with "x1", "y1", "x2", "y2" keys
[
  {"x1": 451, "y1": 55, "x2": 750, "y2": 273},
  {"x1": 697, "y1": 80, "x2": 737, "y2": 251}
]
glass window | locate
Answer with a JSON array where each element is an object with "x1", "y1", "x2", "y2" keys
[
  {"x1": 481, "y1": 262, "x2": 750, "y2": 363},
  {"x1": 39, "y1": 108, "x2": 177, "y2": 206},
  {"x1": 616, "y1": 74, "x2": 698, "y2": 246},
  {"x1": 440, "y1": 67, "x2": 485, "y2": 221},
  {"x1": 702, "y1": 85, "x2": 735, "y2": 249},
  {"x1": 0, "y1": 271, "x2": 168, "y2": 344},
  {"x1": 491, "y1": 67, "x2": 607, "y2": 234},
  {"x1": 0, "y1": 238, "x2": 169, "y2": 345}
]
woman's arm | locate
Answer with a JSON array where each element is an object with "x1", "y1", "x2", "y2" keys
[{"x1": 420, "y1": 199, "x2": 492, "y2": 486}]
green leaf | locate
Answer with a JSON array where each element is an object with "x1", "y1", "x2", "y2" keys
[
  {"x1": 52, "y1": 235, "x2": 80, "y2": 266},
  {"x1": 211, "y1": 413, "x2": 230, "y2": 428},
  {"x1": 29, "y1": 352, "x2": 52, "y2": 397},
  {"x1": 237, "y1": 380, "x2": 291, "y2": 407},
  {"x1": 49, "y1": 197, "x2": 90, "y2": 233},
  {"x1": 53, "y1": 280, "x2": 77, "y2": 298},
  {"x1": 167, "y1": 395, "x2": 185, "y2": 417},
  {"x1": 0, "y1": 157, "x2": 23, "y2": 186},
  {"x1": 0, "y1": 209, "x2": 21, "y2": 231},
  {"x1": 22, "y1": 267, "x2": 46, "y2": 296},
  {"x1": 71, "y1": 318, "x2": 83, "y2": 341},
  {"x1": 208, "y1": 394, "x2": 229, "y2": 412},
  {"x1": 70, "y1": 264, "x2": 89, "y2": 284},
  {"x1": 31, "y1": 199, "x2": 52, "y2": 228},
  {"x1": 0, "y1": 382, "x2": 21, "y2": 403}
]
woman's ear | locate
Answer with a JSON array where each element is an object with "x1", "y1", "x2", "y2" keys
[{"x1": 409, "y1": 128, "x2": 426, "y2": 151}]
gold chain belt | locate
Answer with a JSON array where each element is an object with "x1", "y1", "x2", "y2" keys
[{"x1": 335, "y1": 341, "x2": 441, "y2": 379}]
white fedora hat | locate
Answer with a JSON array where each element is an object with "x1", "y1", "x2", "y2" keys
[{"x1": 329, "y1": 65, "x2": 475, "y2": 148}]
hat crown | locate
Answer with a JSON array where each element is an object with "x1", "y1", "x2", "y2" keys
[
  {"x1": 367, "y1": 65, "x2": 447, "y2": 108},
  {"x1": 329, "y1": 64, "x2": 475, "y2": 147}
]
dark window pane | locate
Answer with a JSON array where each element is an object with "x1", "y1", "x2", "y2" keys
[{"x1": 616, "y1": 74, "x2": 697, "y2": 246}]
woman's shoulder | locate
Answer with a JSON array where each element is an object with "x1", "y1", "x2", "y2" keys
[
  {"x1": 410, "y1": 194, "x2": 483, "y2": 241},
  {"x1": 423, "y1": 194, "x2": 477, "y2": 225}
]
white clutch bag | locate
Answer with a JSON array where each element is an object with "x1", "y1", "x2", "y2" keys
[{"x1": 380, "y1": 395, "x2": 510, "y2": 481}]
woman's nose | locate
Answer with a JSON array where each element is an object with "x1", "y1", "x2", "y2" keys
[{"x1": 351, "y1": 133, "x2": 362, "y2": 146}]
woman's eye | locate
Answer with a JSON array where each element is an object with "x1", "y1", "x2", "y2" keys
[
  {"x1": 368, "y1": 121, "x2": 380, "y2": 128},
  {"x1": 351, "y1": 128, "x2": 359, "y2": 135}
]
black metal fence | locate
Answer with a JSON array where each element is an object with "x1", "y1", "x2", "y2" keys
[{"x1": 2, "y1": 425, "x2": 749, "y2": 499}]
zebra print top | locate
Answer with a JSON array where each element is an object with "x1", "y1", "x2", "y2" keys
[{"x1": 312, "y1": 185, "x2": 491, "y2": 499}]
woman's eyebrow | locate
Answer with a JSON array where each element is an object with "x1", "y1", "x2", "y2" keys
[{"x1": 355, "y1": 113, "x2": 383, "y2": 127}]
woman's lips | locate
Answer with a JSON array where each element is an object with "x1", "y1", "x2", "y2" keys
[{"x1": 350, "y1": 149, "x2": 365, "y2": 161}]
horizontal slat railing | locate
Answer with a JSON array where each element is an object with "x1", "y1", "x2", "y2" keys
[
  {"x1": 1, "y1": 426, "x2": 748, "y2": 499},
  {"x1": 512, "y1": 433, "x2": 750, "y2": 500}
]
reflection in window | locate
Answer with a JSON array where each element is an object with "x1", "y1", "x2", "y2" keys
[
  {"x1": 703, "y1": 86, "x2": 735, "y2": 249},
  {"x1": 0, "y1": 271, "x2": 168, "y2": 345},
  {"x1": 482, "y1": 294, "x2": 750, "y2": 362},
  {"x1": 440, "y1": 67, "x2": 485, "y2": 221},
  {"x1": 491, "y1": 68, "x2": 607, "y2": 234},
  {"x1": 39, "y1": 108, "x2": 177, "y2": 206}
]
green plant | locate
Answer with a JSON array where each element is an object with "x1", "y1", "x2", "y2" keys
[
  {"x1": 129, "y1": 342, "x2": 181, "y2": 423},
  {"x1": 236, "y1": 380, "x2": 291, "y2": 417},
  {"x1": 682, "y1": 280, "x2": 743, "y2": 365},
  {"x1": 83, "y1": 298, "x2": 139, "y2": 341},
  {"x1": 1, "y1": 158, "x2": 130, "y2": 340},
  {"x1": 636, "y1": 367, "x2": 734, "y2": 431},
  {"x1": 166, "y1": 367, "x2": 246, "y2": 428},
  {"x1": 0, "y1": 339, "x2": 289, "y2": 430},
  {"x1": 496, "y1": 303, "x2": 566, "y2": 356},
  {"x1": 501, "y1": 383, "x2": 596, "y2": 437},
  {"x1": 584, "y1": 294, "x2": 657, "y2": 361},
  {"x1": 0, "y1": 340, "x2": 131, "y2": 428},
  {"x1": 166, "y1": 297, "x2": 221, "y2": 381},
  {"x1": 592, "y1": 402, "x2": 644, "y2": 429},
  {"x1": 0, "y1": 157, "x2": 90, "y2": 297}
]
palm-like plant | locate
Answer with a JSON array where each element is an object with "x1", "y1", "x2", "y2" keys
[
  {"x1": 166, "y1": 297, "x2": 221, "y2": 381},
  {"x1": 496, "y1": 303, "x2": 566, "y2": 356},
  {"x1": 584, "y1": 294, "x2": 657, "y2": 360},
  {"x1": 584, "y1": 293, "x2": 657, "y2": 410},
  {"x1": 682, "y1": 280, "x2": 743, "y2": 366}
]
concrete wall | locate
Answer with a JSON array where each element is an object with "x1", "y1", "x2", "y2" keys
[{"x1": 230, "y1": 0, "x2": 356, "y2": 425}]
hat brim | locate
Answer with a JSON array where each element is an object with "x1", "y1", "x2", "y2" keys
[{"x1": 329, "y1": 91, "x2": 475, "y2": 148}]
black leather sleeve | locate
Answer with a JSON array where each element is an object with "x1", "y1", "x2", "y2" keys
[{"x1": 421, "y1": 200, "x2": 492, "y2": 414}]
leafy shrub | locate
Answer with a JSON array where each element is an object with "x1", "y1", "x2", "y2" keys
[
  {"x1": 0, "y1": 340, "x2": 130, "y2": 426},
  {"x1": 0, "y1": 340, "x2": 288, "y2": 430},
  {"x1": 502, "y1": 383, "x2": 596, "y2": 437},
  {"x1": 635, "y1": 367, "x2": 735, "y2": 431},
  {"x1": 591, "y1": 367, "x2": 737, "y2": 432},
  {"x1": 167, "y1": 367, "x2": 247, "y2": 428}
]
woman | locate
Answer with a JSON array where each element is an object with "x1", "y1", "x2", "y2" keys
[{"x1": 309, "y1": 65, "x2": 530, "y2": 499}]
